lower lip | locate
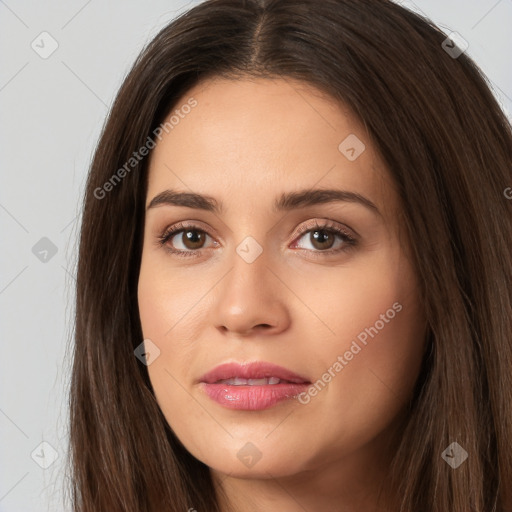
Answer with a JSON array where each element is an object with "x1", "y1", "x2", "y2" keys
[{"x1": 200, "y1": 382, "x2": 310, "y2": 410}]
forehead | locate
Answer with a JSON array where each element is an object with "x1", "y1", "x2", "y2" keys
[{"x1": 146, "y1": 76, "x2": 395, "y2": 217}]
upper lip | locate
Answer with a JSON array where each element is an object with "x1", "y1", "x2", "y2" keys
[{"x1": 199, "y1": 361, "x2": 311, "y2": 384}]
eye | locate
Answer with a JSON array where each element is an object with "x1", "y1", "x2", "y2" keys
[
  {"x1": 291, "y1": 220, "x2": 357, "y2": 256},
  {"x1": 156, "y1": 222, "x2": 216, "y2": 258},
  {"x1": 156, "y1": 219, "x2": 357, "y2": 258}
]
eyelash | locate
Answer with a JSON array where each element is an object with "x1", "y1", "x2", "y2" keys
[{"x1": 155, "y1": 220, "x2": 358, "y2": 259}]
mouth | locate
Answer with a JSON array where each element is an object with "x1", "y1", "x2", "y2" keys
[
  {"x1": 198, "y1": 361, "x2": 311, "y2": 410},
  {"x1": 199, "y1": 361, "x2": 311, "y2": 384},
  {"x1": 213, "y1": 377, "x2": 295, "y2": 385}
]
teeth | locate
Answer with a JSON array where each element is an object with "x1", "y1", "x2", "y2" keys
[{"x1": 217, "y1": 377, "x2": 282, "y2": 385}]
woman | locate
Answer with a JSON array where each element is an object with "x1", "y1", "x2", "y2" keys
[{"x1": 68, "y1": 0, "x2": 512, "y2": 510}]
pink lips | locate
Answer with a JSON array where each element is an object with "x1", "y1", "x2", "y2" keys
[{"x1": 198, "y1": 362, "x2": 311, "y2": 411}]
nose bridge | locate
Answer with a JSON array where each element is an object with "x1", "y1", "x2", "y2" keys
[
  {"x1": 227, "y1": 233, "x2": 271, "y2": 296},
  {"x1": 212, "y1": 232, "x2": 290, "y2": 334},
  {"x1": 222, "y1": 207, "x2": 290, "y2": 295},
  {"x1": 235, "y1": 233, "x2": 266, "y2": 266}
]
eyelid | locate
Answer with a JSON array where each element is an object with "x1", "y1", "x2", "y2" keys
[
  {"x1": 156, "y1": 219, "x2": 215, "y2": 242},
  {"x1": 291, "y1": 218, "x2": 357, "y2": 240}
]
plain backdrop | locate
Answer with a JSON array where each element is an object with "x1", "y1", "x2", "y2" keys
[{"x1": 0, "y1": 0, "x2": 511, "y2": 510}]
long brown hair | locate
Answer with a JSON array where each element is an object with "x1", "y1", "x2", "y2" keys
[{"x1": 67, "y1": 0, "x2": 512, "y2": 510}]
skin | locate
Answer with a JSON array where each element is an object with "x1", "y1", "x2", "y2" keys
[{"x1": 137, "y1": 76, "x2": 427, "y2": 511}]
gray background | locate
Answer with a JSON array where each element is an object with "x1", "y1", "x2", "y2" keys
[{"x1": 1, "y1": 0, "x2": 511, "y2": 510}]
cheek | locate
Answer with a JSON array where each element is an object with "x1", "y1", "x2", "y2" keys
[
  {"x1": 300, "y1": 251, "x2": 426, "y2": 445},
  {"x1": 288, "y1": 240, "x2": 424, "y2": 359},
  {"x1": 338, "y1": 254, "x2": 424, "y2": 378},
  {"x1": 137, "y1": 254, "x2": 208, "y2": 342},
  {"x1": 137, "y1": 257, "x2": 216, "y2": 454},
  {"x1": 137, "y1": 268, "x2": 196, "y2": 375}
]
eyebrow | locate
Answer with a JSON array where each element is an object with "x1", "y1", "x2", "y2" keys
[{"x1": 146, "y1": 188, "x2": 380, "y2": 215}]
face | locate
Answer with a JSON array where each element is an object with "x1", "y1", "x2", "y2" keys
[{"x1": 137, "y1": 76, "x2": 426, "y2": 481}]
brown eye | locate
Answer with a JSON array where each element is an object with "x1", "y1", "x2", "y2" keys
[
  {"x1": 293, "y1": 221, "x2": 356, "y2": 254},
  {"x1": 157, "y1": 222, "x2": 218, "y2": 258},
  {"x1": 177, "y1": 229, "x2": 207, "y2": 250},
  {"x1": 161, "y1": 227, "x2": 211, "y2": 251},
  {"x1": 308, "y1": 229, "x2": 336, "y2": 250}
]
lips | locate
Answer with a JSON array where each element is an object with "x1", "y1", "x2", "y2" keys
[
  {"x1": 199, "y1": 361, "x2": 311, "y2": 385},
  {"x1": 198, "y1": 362, "x2": 311, "y2": 411}
]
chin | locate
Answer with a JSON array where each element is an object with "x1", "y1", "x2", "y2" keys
[{"x1": 196, "y1": 440, "x2": 312, "y2": 479}]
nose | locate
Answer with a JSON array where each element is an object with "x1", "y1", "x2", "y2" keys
[{"x1": 212, "y1": 245, "x2": 291, "y2": 338}]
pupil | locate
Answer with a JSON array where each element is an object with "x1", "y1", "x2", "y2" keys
[
  {"x1": 312, "y1": 230, "x2": 333, "y2": 248},
  {"x1": 185, "y1": 230, "x2": 203, "y2": 248}
]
